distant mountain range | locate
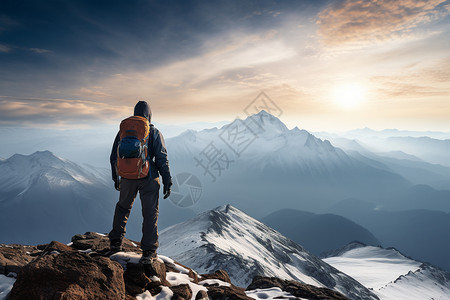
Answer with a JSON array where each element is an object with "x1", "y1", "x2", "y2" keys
[
  {"x1": 316, "y1": 129, "x2": 450, "y2": 168},
  {"x1": 0, "y1": 150, "x2": 196, "y2": 245},
  {"x1": 2, "y1": 110, "x2": 449, "y2": 275},
  {"x1": 159, "y1": 205, "x2": 379, "y2": 300},
  {"x1": 0, "y1": 151, "x2": 115, "y2": 244},
  {"x1": 166, "y1": 110, "x2": 413, "y2": 216},
  {"x1": 261, "y1": 209, "x2": 380, "y2": 255}
]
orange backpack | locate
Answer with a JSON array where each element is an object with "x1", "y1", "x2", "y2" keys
[{"x1": 116, "y1": 116, "x2": 150, "y2": 179}]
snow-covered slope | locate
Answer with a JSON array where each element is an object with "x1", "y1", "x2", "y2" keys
[
  {"x1": 159, "y1": 205, "x2": 379, "y2": 300},
  {"x1": 323, "y1": 242, "x2": 450, "y2": 300}
]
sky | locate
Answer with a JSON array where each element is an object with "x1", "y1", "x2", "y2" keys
[{"x1": 1, "y1": 0, "x2": 450, "y2": 132}]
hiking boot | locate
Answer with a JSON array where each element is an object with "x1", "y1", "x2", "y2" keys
[
  {"x1": 103, "y1": 239, "x2": 122, "y2": 256},
  {"x1": 139, "y1": 250, "x2": 157, "y2": 264}
]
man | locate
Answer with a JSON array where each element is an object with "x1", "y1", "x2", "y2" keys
[{"x1": 108, "y1": 100, "x2": 172, "y2": 264}]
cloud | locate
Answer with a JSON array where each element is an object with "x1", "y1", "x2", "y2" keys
[
  {"x1": 28, "y1": 48, "x2": 51, "y2": 54},
  {"x1": 317, "y1": 0, "x2": 450, "y2": 48},
  {"x1": 0, "y1": 44, "x2": 11, "y2": 53},
  {"x1": 0, "y1": 97, "x2": 129, "y2": 128},
  {"x1": 72, "y1": 30, "x2": 297, "y2": 117},
  {"x1": 370, "y1": 57, "x2": 450, "y2": 100}
]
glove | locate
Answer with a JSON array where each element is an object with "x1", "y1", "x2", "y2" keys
[
  {"x1": 114, "y1": 177, "x2": 121, "y2": 191},
  {"x1": 163, "y1": 179, "x2": 172, "y2": 199}
]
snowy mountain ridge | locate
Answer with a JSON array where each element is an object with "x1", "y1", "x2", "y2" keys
[
  {"x1": 160, "y1": 204, "x2": 379, "y2": 300},
  {"x1": 169, "y1": 110, "x2": 347, "y2": 163},
  {"x1": 323, "y1": 242, "x2": 450, "y2": 300},
  {"x1": 166, "y1": 110, "x2": 410, "y2": 217},
  {"x1": 0, "y1": 150, "x2": 109, "y2": 198},
  {"x1": 0, "y1": 151, "x2": 116, "y2": 245}
]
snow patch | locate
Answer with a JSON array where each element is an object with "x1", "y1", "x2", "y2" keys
[
  {"x1": 198, "y1": 279, "x2": 231, "y2": 287},
  {"x1": 159, "y1": 255, "x2": 190, "y2": 274},
  {"x1": 166, "y1": 272, "x2": 207, "y2": 300},
  {"x1": 246, "y1": 287, "x2": 299, "y2": 300},
  {"x1": 110, "y1": 251, "x2": 142, "y2": 269}
]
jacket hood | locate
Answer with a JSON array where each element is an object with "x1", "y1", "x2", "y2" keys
[{"x1": 134, "y1": 101, "x2": 152, "y2": 122}]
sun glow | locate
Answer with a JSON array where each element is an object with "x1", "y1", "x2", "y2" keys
[{"x1": 332, "y1": 83, "x2": 367, "y2": 109}]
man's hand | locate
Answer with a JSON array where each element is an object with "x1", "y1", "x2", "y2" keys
[
  {"x1": 163, "y1": 179, "x2": 172, "y2": 199},
  {"x1": 114, "y1": 177, "x2": 121, "y2": 191}
]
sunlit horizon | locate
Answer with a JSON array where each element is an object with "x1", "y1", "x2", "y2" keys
[{"x1": 0, "y1": 0, "x2": 449, "y2": 132}]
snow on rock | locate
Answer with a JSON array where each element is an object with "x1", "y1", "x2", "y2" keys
[
  {"x1": 198, "y1": 279, "x2": 231, "y2": 287},
  {"x1": 110, "y1": 251, "x2": 142, "y2": 269},
  {"x1": 246, "y1": 287, "x2": 298, "y2": 300},
  {"x1": 323, "y1": 242, "x2": 450, "y2": 300},
  {"x1": 160, "y1": 205, "x2": 379, "y2": 300},
  {"x1": 159, "y1": 255, "x2": 191, "y2": 274},
  {"x1": 166, "y1": 271, "x2": 207, "y2": 300}
]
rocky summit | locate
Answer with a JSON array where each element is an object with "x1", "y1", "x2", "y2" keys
[{"x1": 0, "y1": 232, "x2": 349, "y2": 300}]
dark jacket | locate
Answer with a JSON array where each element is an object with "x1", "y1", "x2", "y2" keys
[{"x1": 110, "y1": 101, "x2": 171, "y2": 186}]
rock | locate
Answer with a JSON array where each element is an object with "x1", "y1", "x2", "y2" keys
[
  {"x1": 207, "y1": 285, "x2": 253, "y2": 300},
  {"x1": 9, "y1": 251, "x2": 125, "y2": 300},
  {"x1": 146, "y1": 259, "x2": 171, "y2": 286},
  {"x1": 195, "y1": 290, "x2": 209, "y2": 300},
  {"x1": 0, "y1": 244, "x2": 37, "y2": 275},
  {"x1": 71, "y1": 232, "x2": 140, "y2": 252},
  {"x1": 124, "y1": 263, "x2": 151, "y2": 295},
  {"x1": 42, "y1": 241, "x2": 74, "y2": 254},
  {"x1": 247, "y1": 276, "x2": 349, "y2": 300},
  {"x1": 246, "y1": 276, "x2": 284, "y2": 290},
  {"x1": 200, "y1": 270, "x2": 231, "y2": 284},
  {"x1": 147, "y1": 281, "x2": 163, "y2": 296},
  {"x1": 170, "y1": 284, "x2": 192, "y2": 300}
]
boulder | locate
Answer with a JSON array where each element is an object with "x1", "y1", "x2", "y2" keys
[
  {"x1": 71, "y1": 232, "x2": 140, "y2": 252},
  {"x1": 124, "y1": 263, "x2": 151, "y2": 295},
  {"x1": 9, "y1": 251, "x2": 125, "y2": 300},
  {"x1": 195, "y1": 290, "x2": 209, "y2": 300},
  {"x1": 200, "y1": 269, "x2": 231, "y2": 284},
  {"x1": 170, "y1": 284, "x2": 192, "y2": 300},
  {"x1": 123, "y1": 259, "x2": 170, "y2": 296},
  {"x1": 247, "y1": 276, "x2": 349, "y2": 300},
  {"x1": 207, "y1": 285, "x2": 253, "y2": 300},
  {"x1": 0, "y1": 244, "x2": 37, "y2": 275},
  {"x1": 41, "y1": 241, "x2": 75, "y2": 254}
]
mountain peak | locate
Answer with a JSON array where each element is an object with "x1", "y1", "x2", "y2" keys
[
  {"x1": 8, "y1": 150, "x2": 62, "y2": 163},
  {"x1": 253, "y1": 109, "x2": 272, "y2": 117},
  {"x1": 240, "y1": 110, "x2": 289, "y2": 135}
]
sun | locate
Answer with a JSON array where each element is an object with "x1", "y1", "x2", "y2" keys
[{"x1": 331, "y1": 83, "x2": 367, "y2": 109}]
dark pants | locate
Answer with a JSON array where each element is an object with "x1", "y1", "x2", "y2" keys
[{"x1": 109, "y1": 177, "x2": 160, "y2": 251}]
